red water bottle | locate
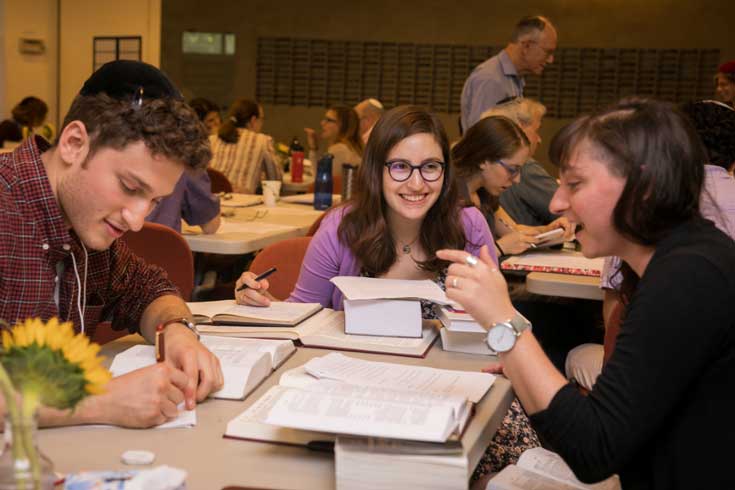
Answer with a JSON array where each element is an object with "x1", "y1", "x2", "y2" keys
[{"x1": 290, "y1": 137, "x2": 304, "y2": 183}]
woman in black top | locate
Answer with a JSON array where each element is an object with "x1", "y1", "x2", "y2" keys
[{"x1": 439, "y1": 98, "x2": 735, "y2": 489}]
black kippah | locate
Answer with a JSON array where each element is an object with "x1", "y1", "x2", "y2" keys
[{"x1": 79, "y1": 60, "x2": 182, "y2": 101}]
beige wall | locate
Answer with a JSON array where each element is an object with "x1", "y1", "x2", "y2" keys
[
  {"x1": 161, "y1": 0, "x2": 735, "y2": 172},
  {"x1": 0, "y1": 0, "x2": 58, "y2": 125},
  {"x1": 59, "y1": 0, "x2": 161, "y2": 121}
]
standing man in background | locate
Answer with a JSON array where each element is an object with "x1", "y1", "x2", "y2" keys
[
  {"x1": 354, "y1": 98, "x2": 384, "y2": 144},
  {"x1": 460, "y1": 15, "x2": 557, "y2": 132}
]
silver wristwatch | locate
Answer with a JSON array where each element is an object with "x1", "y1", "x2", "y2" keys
[{"x1": 486, "y1": 312, "x2": 532, "y2": 353}]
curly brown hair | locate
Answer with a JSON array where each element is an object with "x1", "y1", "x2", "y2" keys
[{"x1": 58, "y1": 93, "x2": 211, "y2": 170}]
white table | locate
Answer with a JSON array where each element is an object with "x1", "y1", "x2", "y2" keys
[
  {"x1": 40, "y1": 337, "x2": 514, "y2": 490},
  {"x1": 183, "y1": 201, "x2": 324, "y2": 255}
]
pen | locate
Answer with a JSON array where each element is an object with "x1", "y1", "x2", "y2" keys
[
  {"x1": 155, "y1": 323, "x2": 166, "y2": 362},
  {"x1": 236, "y1": 266, "x2": 278, "y2": 292}
]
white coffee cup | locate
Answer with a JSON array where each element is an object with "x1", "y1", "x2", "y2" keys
[{"x1": 262, "y1": 180, "x2": 282, "y2": 207}]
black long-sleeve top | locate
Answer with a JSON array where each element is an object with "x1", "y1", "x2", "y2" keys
[{"x1": 530, "y1": 218, "x2": 735, "y2": 490}]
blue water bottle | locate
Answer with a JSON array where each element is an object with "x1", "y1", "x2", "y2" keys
[{"x1": 313, "y1": 153, "x2": 334, "y2": 210}]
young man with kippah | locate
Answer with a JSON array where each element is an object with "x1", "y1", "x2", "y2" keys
[{"x1": 0, "y1": 60, "x2": 224, "y2": 428}]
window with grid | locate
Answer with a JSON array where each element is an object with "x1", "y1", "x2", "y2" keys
[
  {"x1": 93, "y1": 36, "x2": 142, "y2": 72},
  {"x1": 256, "y1": 37, "x2": 720, "y2": 118}
]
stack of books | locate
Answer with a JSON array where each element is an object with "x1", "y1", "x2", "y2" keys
[{"x1": 436, "y1": 305, "x2": 493, "y2": 356}]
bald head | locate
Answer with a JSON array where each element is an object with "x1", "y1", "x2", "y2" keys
[{"x1": 355, "y1": 98, "x2": 384, "y2": 136}]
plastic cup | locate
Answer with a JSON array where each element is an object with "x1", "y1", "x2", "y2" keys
[{"x1": 262, "y1": 180, "x2": 282, "y2": 207}]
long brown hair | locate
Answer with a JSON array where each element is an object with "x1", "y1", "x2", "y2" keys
[
  {"x1": 338, "y1": 105, "x2": 466, "y2": 276},
  {"x1": 452, "y1": 116, "x2": 529, "y2": 222},
  {"x1": 330, "y1": 105, "x2": 364, "y2": 156},
  {"x1": 218, "y1": 98, "x2": 260, "y2": 143}
]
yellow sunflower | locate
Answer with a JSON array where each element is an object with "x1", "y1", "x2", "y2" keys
[{"x1": 1, "y1": 317, "x2": 111, "y2": 409}]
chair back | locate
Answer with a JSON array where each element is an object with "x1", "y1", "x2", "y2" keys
[
  {"x1": 207, "y1": 167, "x2": 233, "y2": 194},
  {"x1": 249, "y1": 236, "x2": 312, "y2": 300},
  {"x1": 602, "y1": 301, "x2": 624, "y2": 365},
  {"x1": 121, "y1": 222, "x2": 195, "y2": 301}
]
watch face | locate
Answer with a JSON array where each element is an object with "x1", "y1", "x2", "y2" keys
[{"x1": 487, "y1": 324, "x2": 516, "y2": 352}]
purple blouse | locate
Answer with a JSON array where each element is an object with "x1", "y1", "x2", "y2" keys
[{"x1": 288, "y1": 206, "x2": 497, "y2": 309}]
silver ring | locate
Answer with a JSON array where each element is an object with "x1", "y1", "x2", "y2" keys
[
  {"x1": 452, "y1": 277, "x2": 459, "y2": 288},
  {"x1": 465, "y1": 255, "x2": 479, "y2": 267}
]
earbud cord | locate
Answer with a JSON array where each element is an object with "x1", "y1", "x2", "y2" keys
[{"x1": 69, "y1": 243, "x2": 89, "y2": 334}]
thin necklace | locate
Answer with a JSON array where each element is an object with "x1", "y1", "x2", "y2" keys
[{"x1": 398, "y1": 235, "x2": 419, "y2": 254}]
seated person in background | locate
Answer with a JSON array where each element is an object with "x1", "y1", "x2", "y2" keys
[
  {"x1": 305, "y1": 105, "x2": 363, "y2": 176},
  {"x1": 714, "y1": 60, "x2": 735, "y2": 108},
  {"x1": 0, "y1": 96, "x2": 49, "y2": 147},
  {"x1": 482, "y1": 97, "x2": 560, "y2": 226},
  {"x1": 439, "y1": 98, "x2": 735, "y2": 489},
  {"x1": 209, "y1": 98, "x2": 282, "y2": 194},
  {"x1": 146, "y1": 169, "x2": 221, "y2": 234},
  {"x1": 0, "y1": 60, "x2": 223, "y2": 428},
  {"x1": 354, "y1": 97, "x2": 384, "y2": 145},
  {"x1": 237, "y1": 105, "x2": 540, "y2": 473},
  {"x1": 189, "y1": 97, "x2": 222, "y2": 135},
  {"x1": 566, "y1": 98, "x2": 735, "y2": 390},
  {"x1": 452, "y1": 115, "x2": 572, "y2": 257}
]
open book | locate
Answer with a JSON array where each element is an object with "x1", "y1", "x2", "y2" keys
[
  {"x1": 110, "y1": 336, "x2": 295, "y2": 401},
  {"x1": 195, "y1": 308, "x2": 439, "y2": 358},
  {"x1": 225, "y1": 352, "x2": 495, "y2": 444},
  {"x1": 500, "y1": 251, "x2": 605, "y2": 277},
  {"x1": 488, "y1": 447, "x2": 620, "y2": 490},
  {"x1": 188, "y1": 300, "x2": 322, "y2": 326}
]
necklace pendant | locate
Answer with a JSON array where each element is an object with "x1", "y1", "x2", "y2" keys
[{"x1": 402, "y1": 244, "x2": 411, "y2": 254}]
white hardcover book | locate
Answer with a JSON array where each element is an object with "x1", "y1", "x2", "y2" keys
[
  {"x1": 343, "y1": 299, "x2": 422, "y2": 337},
  {"x1": 440, "y1": 328, "x2": 495, "y2": 356}
]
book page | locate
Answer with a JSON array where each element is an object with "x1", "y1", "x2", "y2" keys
[
  {"x1": 303, "y1": 352, "x2": 494, "y2": 403},
  {"x1": 225, "y1": 385, "x2": 333, "y2": 445},
  {"x1": 199, "y1": 335, "x2": 295, "y2": 369},
  {"x1": 265, "y1": 384, "x2": 457, "y2": 442},
  {"x1": 487, "y1": 465, "x2": 581, "y2": 490},
  {"x1": 220, "y1": 301, "x2": 322, "y2": 323},
  {"x1": 330, "y1": 276, "x2": 450, "y2": 304},
  {"x1": 108, "y1": 345, "x2": 196, "y2": 428},
  {"x1": 516, "y1": 448, "x2": 621, "y2": 490},
  {"x1": 187, "y1": 299, "x2": 234, "y2": 321}
]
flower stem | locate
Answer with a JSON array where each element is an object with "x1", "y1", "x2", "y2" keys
[
  {"x1": 0, "y1": 361, "x2": 30, "y2": 489},
  {"x1": 20, "y1": 389, "x2": 41, "y2": 490}
]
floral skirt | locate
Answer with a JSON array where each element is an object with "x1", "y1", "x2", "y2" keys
[{"x1": 471, "y1": 397, "x2": 540, "y2": 481}]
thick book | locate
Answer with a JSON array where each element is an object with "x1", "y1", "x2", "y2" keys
[
  {"x1": 500, "y1": 251, "x2": 605, "y2": 277},
  {"x1": 225, "y1": 352, "x2": 495, "y2": 445},
  {"x1": 440, "y1": 328, "x2": 494, "y2": 356},
  {"x1": 188, "y1": 300, "x2": 322, "y2": 327},
  {"x1": 110, "y1": 336, "x2": 295, "y2": 401},
  {"x1": 435, "y1": 305, "x2": 485, "y2": 333},
  {"x1": 488, "y1": 447, "x2": 620, "y2": 490},
  {"x1": 330, "y1": 276, "x2": 451, "y2": 338},
  {"x1": 195, "y1": 308, "x2": 439, "y2": 358},
  {"x1": 335, "y1": 437, "x2": 467, "y2": 490}
]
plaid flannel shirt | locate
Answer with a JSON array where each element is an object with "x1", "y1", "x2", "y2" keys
[{"x1": 0, "y1": 136, "x2": 180, "y2": 338}]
